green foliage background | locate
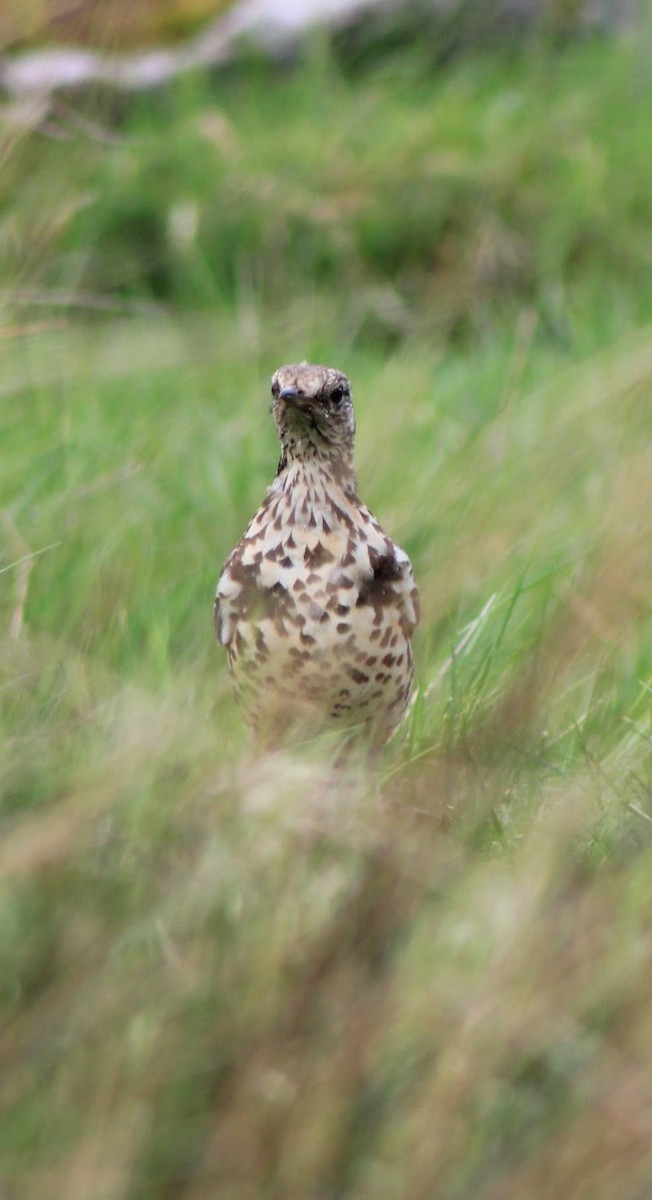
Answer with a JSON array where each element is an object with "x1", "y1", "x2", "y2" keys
[
  {"x1": 2, "y1": 21, "x2": 652, "y2": 1198},
  {"x1": 0, "y1": 0, "x2": 231, "y2": 52}
]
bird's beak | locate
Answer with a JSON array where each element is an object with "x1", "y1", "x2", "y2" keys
[
  {"x1": 278, "y1": 386, "x2": 317, "y2": 413},
  {"x1": 279, "y1": 386, "x2": 302, "y2": 404}
]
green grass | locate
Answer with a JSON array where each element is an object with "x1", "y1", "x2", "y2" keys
[{"x1": 2, "y1": 28, "x2": 652, "y2": 1198}]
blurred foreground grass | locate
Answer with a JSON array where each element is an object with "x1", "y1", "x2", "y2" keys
[{"x1": 2, "y1": 28, "x2": 652, "y2": 1198}]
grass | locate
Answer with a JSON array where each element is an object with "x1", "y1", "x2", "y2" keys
[{"x1": 2, "y1": 26, "x2": 652, "y2": 1198}]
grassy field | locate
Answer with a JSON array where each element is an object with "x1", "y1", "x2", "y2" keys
[{"x1": 2, "y1": 25, "x2": 652, "y2": 1198}]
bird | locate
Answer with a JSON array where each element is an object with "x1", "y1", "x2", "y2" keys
[{"x1": 215, "y1": 362, "x2": 419, "y2": 745}]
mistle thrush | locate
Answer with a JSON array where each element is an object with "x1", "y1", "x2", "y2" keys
[{"x1": 215, "y1": 363, "x2": 419, "y2": 743}]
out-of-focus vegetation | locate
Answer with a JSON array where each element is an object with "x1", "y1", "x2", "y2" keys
[
  {"x1": 0, "y1": 0, "x2": 627, "y2": 52},
  {"x1": 0, "y1": 0, "x2": 230, "y2": 51},
  {"x1": 2, "y1": 18, "x2": 652, "y2": 1198},
  {"x1": 3, "y1": 34, "x2": 652, "y2": 339}
]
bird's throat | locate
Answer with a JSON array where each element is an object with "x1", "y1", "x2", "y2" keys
[{"x1": 278, "y1": 440, "x2": 357, "y2": 501}]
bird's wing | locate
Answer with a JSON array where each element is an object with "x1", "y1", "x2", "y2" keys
[
  {"x1": 393, "y1": 545, "x2": 420, "y2": 636},
  {"x1": 214, "y1": 547, "x2": 247, "y2": 648},
  {"x1": 355, "y1": 539, "x2": 420, "y2": 637}
]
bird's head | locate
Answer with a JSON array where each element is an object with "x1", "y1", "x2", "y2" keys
[{"x1": 271, "y1": 363, "x2": 355, "y2": 466}]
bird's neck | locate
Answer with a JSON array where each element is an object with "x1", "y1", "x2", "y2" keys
[{"x1": 277, "y1": 440, "x2": 357, "y2": 498}]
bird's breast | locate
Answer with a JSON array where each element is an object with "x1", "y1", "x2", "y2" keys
[{"x1": 218, "y1": 474, "x2": 415, "y2": 739}]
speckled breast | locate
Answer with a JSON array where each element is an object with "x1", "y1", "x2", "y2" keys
[{"x1": 217, "y1": 484, "x2": 416, "y2": 740}]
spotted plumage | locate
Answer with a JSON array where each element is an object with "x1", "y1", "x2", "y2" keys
[{"x1": 215, "y1": 362, "x2": 419, "y2": 743}]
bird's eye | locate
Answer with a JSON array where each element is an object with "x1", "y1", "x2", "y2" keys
[
  {"x1": 330, "y1": 385, "x2": 347, "y2": 404},
  {"x1": 271, "y1": 380, "x2": 280, "y2": 398}
]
